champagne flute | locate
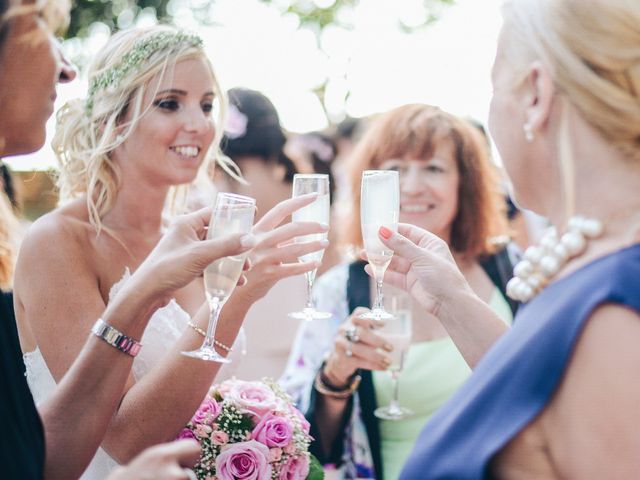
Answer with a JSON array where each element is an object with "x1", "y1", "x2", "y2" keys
[
  {"x1": 288, "y1": 174, "x2": 332, "y2": 321},
  {"x1": 374, "y1": 290, "x2": 413, "y2": 420},
  {"x1": 182, "y1": 193, "x2": 256, "y2": 362},
  {"x1": 360, "y1": 170, "x2": 399, "y2": 322}
]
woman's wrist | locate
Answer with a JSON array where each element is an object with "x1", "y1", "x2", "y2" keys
[
  {"x1": 322, "y1": 360, "x2": 355, "y2": 390},
  {"x1": 102, "y1": 278, "x2": 163, "y2": 338}
]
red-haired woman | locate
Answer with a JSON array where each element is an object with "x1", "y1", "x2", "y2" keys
[{"x1": 282, "y1": 103, "x2": 518, "y2": 479}]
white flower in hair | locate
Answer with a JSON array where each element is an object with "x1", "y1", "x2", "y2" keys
[{"x1": 224, "y1": 105, "x2": 249, "y2": 139}]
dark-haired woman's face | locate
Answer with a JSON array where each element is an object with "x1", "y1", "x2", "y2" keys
[
  {"x1": 379, "y1": 140, "x2": 459, "y2": 244},
  {"x1": 0, "y1": 9, "x2": 73, "y2": 157}
]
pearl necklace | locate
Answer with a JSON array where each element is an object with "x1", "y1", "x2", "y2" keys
[{"x1": 506, "y1": 215, "x2": 604, "y2": 302}]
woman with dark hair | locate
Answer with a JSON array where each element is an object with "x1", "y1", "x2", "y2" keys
[
  {"x1": 215, "y1": 88, "x2": 328, "y2": 382},
  {"x1": 217, "y1": 87, "x2": 298, "y2": 218},
  {"x1": 282, "y1": 103, "x2": 517, "y2": 479}
]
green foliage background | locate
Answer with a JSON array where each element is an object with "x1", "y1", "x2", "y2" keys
[{"x1": 67, "y1": 0, "x2": 455, "y2": 39}]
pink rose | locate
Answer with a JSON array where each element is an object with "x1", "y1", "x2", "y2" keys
[
  {"x1": 216, "y1": 440, "x2": 272, "y2": 480},
  {"x1": 278, "y1": 454, "x2": 310, "y2": 480},
  {"x1": 177, "y1": 428, "x2": 197, "y2": 441},
  {"x1": 212, "y1": 430, "x2": 229, "y2": 446},
  {"x1": 226, "y1": 381, "x2": 279, "y2": 419},
  {"x1": 192, "y1": 398, "x2": 221, "y2": 425},
  {"x1": 195, "y1": 424, "x2": 213, "y2": 439},
  {"x1": 252, "y1": 412, "x2": 294, "y2": 448},
  {"x1": 268, "y1": 447, "x2": 283, "y2": 463},
  {"x1": 283, "y1": 443, "x2": 297, "y2": 455}
]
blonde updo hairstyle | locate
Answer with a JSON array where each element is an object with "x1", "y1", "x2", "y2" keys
[
  {"x1": 53, "y1": 25, "x2": 228, "y2": 233},
  {"x1": 501, "y1": 0, "x2": 640, "y2": 165}
]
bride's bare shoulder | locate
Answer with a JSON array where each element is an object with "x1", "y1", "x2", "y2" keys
[
  {"x1": 26, "y1": 198, "x2": 92, "y2": 243},
  {"x1": 18, "y1": 198, "x2": 96, "y2": 267}
]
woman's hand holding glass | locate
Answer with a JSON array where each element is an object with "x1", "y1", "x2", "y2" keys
[
  {"x1": 370, "y1": 223, "x2": 470, "y2": 315},
  {"x1": 183, "y1": 193, "x2": 257, "y2": 363},
  {"x1": 322, "y1": 309, "x2": 394, "y2": 389},
  {"x1": 235, "y1": 193, "x2": 330, "y2": 306},
  {"x1": 130, "y1": 206, "x2": 256, "y2": 309}
]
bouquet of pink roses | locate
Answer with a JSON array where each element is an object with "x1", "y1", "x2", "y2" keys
[{"x1": 178, "y1": 378, "x2": 323, "y2": 480}]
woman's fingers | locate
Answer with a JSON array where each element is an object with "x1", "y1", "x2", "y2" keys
[
  {"x1": 335, "y1": 335, "x2": 391, "y2": 370},
  {"x1": 254, "y1": 193, "x2": 319, "y2": 232},
  {"x1": 263, "y1": 261, "x2": 320, "y2": 280},
  {"x1": 378, "y1": 227, "x2": 426, "y2": 263},
  {"x1": 257, "y1": 239, "x2": 328, "y2": 264},
  {"x1": 255, "y1": 221, "x2": 328, "y2": 248},
  {"x1": 196, "y1": 233, "x2": 255, "y2": 266}
]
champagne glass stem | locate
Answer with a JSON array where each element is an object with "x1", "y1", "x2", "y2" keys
[
  {"x1": 305, "y1": 272, "x2": 315, "y2": 310},
  {"x1": 204, "y1": 297, "x2": 223, "y2": 350},
  {"x1": 374, "y1": 277, "x2": 385, "y2": 310},
  {"x1": 389, "y1": 370, "x2": 401, "y2": 414}
]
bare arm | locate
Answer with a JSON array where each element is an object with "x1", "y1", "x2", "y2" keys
[
  {"x1": 98, "y1": 195, "x2": 328, "y2": 461},
  {"x1": 377, "y1": 223, "x2": 508, "y2": 367},
  {"x1": 17, "y1": 197, "x2": 326, "y2": 473},
  {"x1": 15, "y1": 208, "x2": 253, "y2": 479},
  {"x1": 314, "y1": 311, "x2": 391, "y2": 455},
  {"x1": 541, "y1": 304, "x2": 640, "y2": 478}
]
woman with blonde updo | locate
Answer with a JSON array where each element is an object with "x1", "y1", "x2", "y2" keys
[
  {"x1": 370, "y1": 0, "x2": 640, "y2": 477},
  {"x1": 14, "y1": 25, "x2": 326, "y2": 478}
]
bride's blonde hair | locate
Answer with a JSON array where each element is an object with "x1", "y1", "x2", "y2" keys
[{"x1": 53, "y1": 25, "x2": 237, "y2": 233}]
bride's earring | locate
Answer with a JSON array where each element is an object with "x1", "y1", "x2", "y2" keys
[{"x1": 115, "y1": 134, "x2": 125, "y2": 144}]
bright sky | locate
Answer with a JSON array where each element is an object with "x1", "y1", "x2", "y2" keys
[{"x1": 7, "y1": 0, "x2": 505, "y2": 171}]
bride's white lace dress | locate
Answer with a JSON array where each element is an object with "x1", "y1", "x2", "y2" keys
[{"x1": 23, "y1": 269, "x2": 241, "y2": 479}]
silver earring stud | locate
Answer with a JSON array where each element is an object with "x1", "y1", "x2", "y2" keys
[
  {"x1": 523, "y1": 124, "x2": 534, "y2": 143},
  {"x1": 115, "y1": 134, "x2": 125, "y2": 144}
]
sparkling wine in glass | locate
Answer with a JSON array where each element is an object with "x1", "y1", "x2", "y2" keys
[
  {"x1": 374, "y1": 290, "x2": 413, "y2": 420},
  {"x1": 360, "y1": 170, "x2": 399, "y2": 322},
  {"x1": 288, "y1": 174, "x2": 332, "y2": 321},
  {"x1": 182, "y1": 193, "x2": 256, "y2": 362}
]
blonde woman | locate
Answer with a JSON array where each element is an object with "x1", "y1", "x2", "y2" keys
[
  {"x1": 0, "y1": 2, "x2": 266, "y2": 478},
  {"x1": 14, "y1": 25, "x2": 325, "y2": 478},
  {"x1": 373, "y1": 0, "x2": 640, "y2": 477}
]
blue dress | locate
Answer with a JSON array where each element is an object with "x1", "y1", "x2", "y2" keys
[{"x1": 400, "y1": 244, "x2": 640, "y2": 479}]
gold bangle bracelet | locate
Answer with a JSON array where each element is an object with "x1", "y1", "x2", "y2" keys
[{"x1": 186, "y1": 321, "x2": 233, "y2": 353}]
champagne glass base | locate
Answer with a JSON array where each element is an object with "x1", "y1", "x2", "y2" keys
[
  {"x1": 359, "y1": 308, "x2": 394, "y2": 323},
  {"x1": 288, "y1": 308, "x2": 332, "y2": 321},
  {"x1": 374, "y1": 405, "x2": 413, "y2": 420},
  {"x1": 181, "y1": 347, "x2": 231, "y2": 363}
]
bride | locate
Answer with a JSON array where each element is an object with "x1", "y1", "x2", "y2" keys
[{"x1": 14, "y1": 25, "x2": 326, "y2": 479}]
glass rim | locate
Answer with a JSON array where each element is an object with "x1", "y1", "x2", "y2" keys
[
  {"x1": 292, "y1": 173, "x2": 330, "y2": 179},
  {"x1": 362, "y1": 170, "x2": 399, "y2": 176},
  {"x1": 215, "y1": 192, "x2": 256, "y2": 205}
]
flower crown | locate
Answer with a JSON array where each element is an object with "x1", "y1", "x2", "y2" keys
[{"x1": 85, "y1": 30, "x2": 204, "y2": 113}]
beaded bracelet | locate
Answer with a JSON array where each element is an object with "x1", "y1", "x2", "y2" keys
[
  {"x1": 186, "y1": 321, "x2": 233, "y2": 353},
  {"x1": 91, "y1": 318, "x2": 142, "y2": 357}
]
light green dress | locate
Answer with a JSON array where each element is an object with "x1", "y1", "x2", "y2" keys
[{"x1": 373, "y1": 289, "x2": 513, "y2": 480}]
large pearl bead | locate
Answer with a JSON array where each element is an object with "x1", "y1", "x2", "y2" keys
[
  {"x1": 518, "y1": 282, "x2": 534, "y2": 301},
  {"x1": 524, "y1": 246, "x2": 543, "y2": 263},
  {"x1": 506, "y1": 278, "x2": 522, "y2": 300},
  {"x1": 580, "y1": 218, "x2": 604, "y2": 238},
  {"x1": 539, "y1": 255, "x2": 561, "y2": 277},
  {"x1": 561, "y1": 231, "x2": 587, "y2": 256},
  {"x1": 540, "y1": 232, "x2": 558, "y2": 251},
  {"x1": 553, "y1": 243, "x2": 569, "y2": 261},
  {"x1": 514, "y1": 260, "x2": 534, "y2": 279},
  {"x1": 525, "y1": 274, "x2": 545, "y2": 291}
]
